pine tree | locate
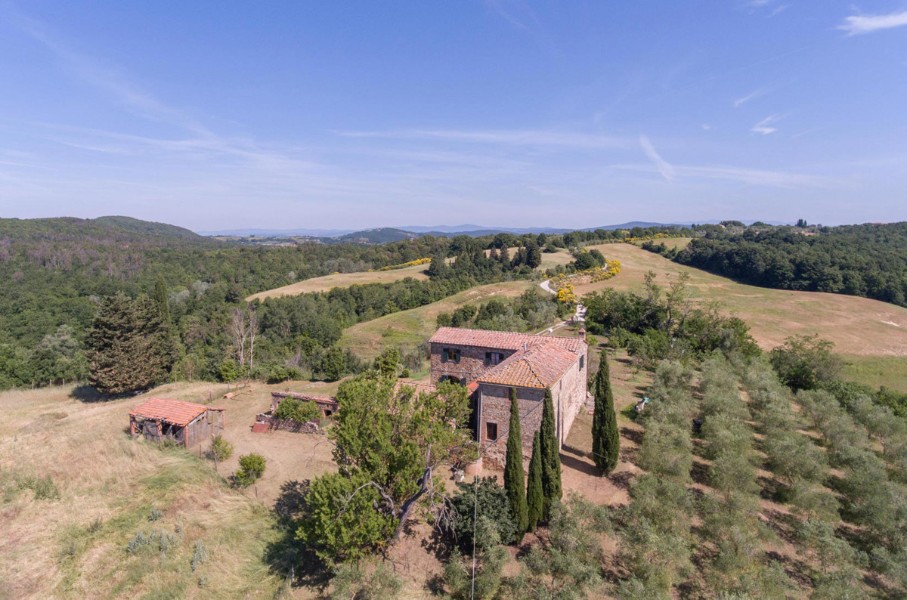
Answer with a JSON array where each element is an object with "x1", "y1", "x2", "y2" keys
[
  {"x1": 152, "y1": 277, "x2": 180, "y2": 378},
  {"x1": 86, "y1": 292, "x2": 172, "y2": 394},
  {"x1": 592, "y1": 352, "x2": 620, "y2": 474},
  {"x1": 539, "y1": 388, "x2": 562, "y2": 519},
  {"x1": 526, "y1": 431, "x2": 544, "y2": 531},
  {"x1": 503, "y1": 388, "x2": 528, "y2": 534}
]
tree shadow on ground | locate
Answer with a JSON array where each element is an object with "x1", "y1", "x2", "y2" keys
[
  {"x1": 264, "y1": 479, "x2": 332, "y2": 591},
  {"x1": 69, "y1": 385, "x2": 115, "y2": 403},
  {"x1": 619, "y1": 426, "x2": 643, "y2": 446},
  {"x1": 608, "y1": 470, "x2": 634, "y2": 491},
  {"x1": 562, "y1": 443, "x2": 590, "y2": 459},
  {"x1": 560, "y1": 451, "x2": 600, "y2": 477}
]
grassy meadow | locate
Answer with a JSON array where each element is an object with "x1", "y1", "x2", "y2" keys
[
  {"x1": 340, "y1": 280, "x2": 533, "y2": 360},
  {"x1": 0, "y1": 381, "x2": 344, "y2": 599},
  {"x1": 582, "y1": 243, "x2": 907, "y2": 358},
  {"x1": 247, "y1": 263, "x2": 429, "y2": 301}
]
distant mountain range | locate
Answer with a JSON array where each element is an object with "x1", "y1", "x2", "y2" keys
[{"x1": 199, "y1": 221, "x2": 682, "y2": 241}]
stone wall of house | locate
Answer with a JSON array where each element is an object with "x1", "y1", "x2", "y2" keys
[
  {"x1": 477, "y1": 383, "x2": 545, "y2": 456},
  {"x1": 429, "y1": 342, "x2": 517, "y2": 385},
  {"x1": 550, "y1": 344, "x2": 589, "y2": 447},
  {"x1": 476, "y1": 343, "x2": 588, "y2": 457}
]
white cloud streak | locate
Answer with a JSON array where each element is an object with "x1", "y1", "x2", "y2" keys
[
  {"x1": 734, "y1": 87, "x2": 768, "y2": 108},
  {"x1": 611, "y1": 162, "x2": 832, "y2": 189},
  {"x1": 336, "y1": 128, "x2": 635, "y2": 150},
  {"x1": 752, "y1": 114, "x2": 782, "y2": 135},
  {"x1": 638, "y1": 135, "x2": 676, "y2": 182},
  {"x1": 839, "y1": 10, "x2": 907, "y2": 35}
]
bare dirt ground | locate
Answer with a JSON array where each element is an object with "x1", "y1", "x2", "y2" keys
[
  {"x1": 210, "y1": 380, "x2": 340, "y2": 504},
  {"x1": 580, "y1": 243, "x2": 907, "y2": 357}
]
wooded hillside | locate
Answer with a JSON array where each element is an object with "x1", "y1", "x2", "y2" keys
[{"x1": 647, "y1": 223, "x2": 907, "y2": 307}]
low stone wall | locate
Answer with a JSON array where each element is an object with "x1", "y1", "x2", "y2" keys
[{"x1": 253, "y1": 413, "x2": 322, "y2": 434}]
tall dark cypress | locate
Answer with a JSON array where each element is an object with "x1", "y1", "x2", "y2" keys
[
  {"x1": 526, "y1": 431, "x2": 544, "y2": 532},
  {"x1": 592, "y1": 352, "x2": 620, "y2": 474},
  {"x1": 503, "y1": 388, "x2": 528, "y2": 534},
  {"x1": 539, "y1": 388, "x2": 562, "y2": 519}
]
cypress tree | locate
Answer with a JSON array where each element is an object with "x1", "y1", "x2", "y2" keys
[
  {"x1": 503, "y1": 388, "x2": 528, "y2": 534},
  {"x1": 526, "y1": 431, "x2": 544, "y2": 531},
  {"x1": 539, "y1": 388, "x2": 562, "y2": 519},
  {"x1": 592, "y1": 352, "x2": 620, "y2": 474}
]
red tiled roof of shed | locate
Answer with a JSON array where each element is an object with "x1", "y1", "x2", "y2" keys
[
  {"x1": 130, "y1": 398, "x2": 222, "y2": 427},
  {"x1": 430, "y1": 327, "x2": 583, "y2": 352}
]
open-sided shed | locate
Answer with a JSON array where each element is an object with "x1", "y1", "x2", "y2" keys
[{"x1": 129, "y1": 398, "x2": 225, "y2": 448}]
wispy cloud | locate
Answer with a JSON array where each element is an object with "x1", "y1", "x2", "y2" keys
[
  {"x1": 741, "y1": 0, "x2": 788, "y2": 16},
  {"x1": 612, "y1": 162, "x2": 832, "y2": 189},
  {"x1": 483, "y1": 0, "x2": 540, "y2": 33},
  {"x1": 336, "y1": 128, "x2": 635, "y2": 150},
  {"x1": 8, "y1": 9, "x2": 209, "y2": 137},
  {"x1": 733, "y1": 87, "x2": 769, "y2": 108},
  {"x1": 638, "y1": 135, "x2": 676, "y2": 182},
  {"x1": 752, "y1": 114, "x2": 782, "y2": 135},
  {"x1": 839, "y1": 10, "x2": 907, "y2": 35}
]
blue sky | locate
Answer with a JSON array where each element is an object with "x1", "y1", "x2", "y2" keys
[{"x1": 1, "y1": 1, "x2": 906, "y2": 231}]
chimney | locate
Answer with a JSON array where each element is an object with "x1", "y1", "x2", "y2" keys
[{"x1": 578, "y1": 328, "x2": 586, "y2": 340}]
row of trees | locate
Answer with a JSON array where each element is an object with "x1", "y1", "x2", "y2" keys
[
  {"x1": 797, "y1": 388, "x2": 907, "y2": 590},
  {"x1": 695, "y1": 356, "x2": 791, "y2": 595},
  {"x1": 503, "y1": 389, "x2": 563, "y2": 538},
  {"x1": 436, "y1": 289, "x2": 567, "y2": 333},
  {"x1": 742, "y1": 360, "x2": 865, "y2": 596}
]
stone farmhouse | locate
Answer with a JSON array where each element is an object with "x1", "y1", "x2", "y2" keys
[{"x1": 428, "y1": 327, "x2": 589, "y2": 462}]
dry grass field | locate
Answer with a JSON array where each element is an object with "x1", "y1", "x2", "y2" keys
[
  {"x1": 247, "y1": 263, "x2": 429, "y2": 301},
  {"x1": 0, "y1": 380, "x2": 341, "y2": 599},
  {"x1": 340, "y1": 280, "x2": 534, "y2": 360},
  {"x1": 249, "y1": 248, "x2": 572, "y2": 302},
  {"x1": 581, "y1": 243, "x2": 907, "y2": 360}
]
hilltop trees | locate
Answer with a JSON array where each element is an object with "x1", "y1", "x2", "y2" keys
[
  {"x1": 592, "y1": 352, "x2": 620, "y2": 474},
  {"x1": 86, "y1": 292, "x2": 175, "y2": 394},
  {"x1": 504, "y1": 388, "x2": 529, "y2": 534}
]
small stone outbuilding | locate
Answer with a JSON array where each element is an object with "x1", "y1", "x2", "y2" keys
[{"x1": 129, "y1": 398, "x2": 225, "y2": 448}]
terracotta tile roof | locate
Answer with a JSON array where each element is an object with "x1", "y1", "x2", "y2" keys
[
  {"x1": 478, "y1": 342, "x2": 580, "y2": 389},
  {"x1": 394, "y1": 380, "x2": 437, "y2": 396},
  {"x1": 130, "y1": 398, "x2": 222, "y2": 427},
  {"x1": 430, "y1": 327, "x2": 583, "y2": 353}
]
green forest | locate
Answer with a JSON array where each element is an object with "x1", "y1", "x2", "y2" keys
[
  {"x1": 644, "y1": 222, "x2": 907, "y2": 306},
  {"x1": 0, "y1": 216, "x2": 678, "y2": 391}
]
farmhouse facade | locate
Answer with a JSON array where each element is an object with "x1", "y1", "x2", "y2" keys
[
  {"x1": 129, "y1": 398, "x2": 225, "y2": 448},
  {"x1": 428, "y1": 327, "x2": 589, "y2": 458}
]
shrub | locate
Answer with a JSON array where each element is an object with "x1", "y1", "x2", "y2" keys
[
  {"x1": 191, "y1": 541, "x2": 207, "y2": 572},
  {"x1": 234, "y1": 453, "x2": 266, "y2": 488},
  {"x1": 273, "y1": 398, "x2": 322, "y2": 424},
  {"x1": 448, "y1": 477, "x2": 518, "y2": 550},
  {"x1": 770, "y1": 335, "x2": 843, "y2": 391},
  {"x1": 148, "y1": 507, "x2": 163, "y2": 521},
  {"x1": 209, "y1": 435, "x2": 234, "y2": 462}
]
